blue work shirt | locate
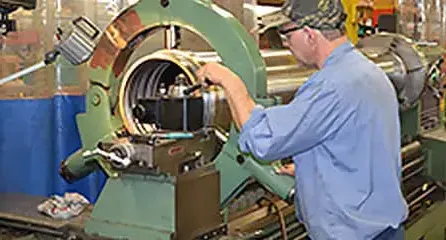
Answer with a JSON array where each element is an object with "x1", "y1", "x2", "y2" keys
[{"x1": 239, "y1": 42, "x2": 408, "y2": 239}]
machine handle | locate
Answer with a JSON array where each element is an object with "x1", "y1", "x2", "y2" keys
[
  {"x1": 182, "y1": 79, "x2": 213, "y2": 96},
  {"x1": 183, "y1": 84, "x2": 202, "y2": 96},
  {"x1": 152, "y1": 132, "x2": 194, "y2": 139},
  {"x1": 82, "y1": 148, "x2": 131, "y2": 168},
  {"x1": 0, "y1": 60, "x2": 46, "y2": 85}
]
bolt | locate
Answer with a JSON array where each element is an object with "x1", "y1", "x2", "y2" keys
[
  {"x1": 92, "y1": 94, "x2": 101, "y2": 106},
  {"x1": 236, "y1": 155, "x2": 245, "y2": 165},
  {"x1": 161, "y1": 0, "x2": 169, "y2": 7}
]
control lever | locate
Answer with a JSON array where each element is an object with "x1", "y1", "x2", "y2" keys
[
  {"x1": 182, "y1": 79, "x2": 213, "y2": 96},
  {"x1": 82, "y1": 148, "x2": 131, "y2": 169},
  {"x1": 0, "y1": 50, "x2": 60, "y2": 85},
  {"x1": 151, "y1": 132, "x2": 194, "y2": 140},
  {"x1": 0, "y1": 16, "x2": 100, "y2": 85}
]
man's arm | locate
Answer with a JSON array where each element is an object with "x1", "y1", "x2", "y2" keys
[
  {"x1": 197, "y1": 63, "x2": 349, "y2": 161},
  {"x1": 196, "y1": 63, "x2": 256, "y2": 129},
  {"x1": 237, "y1": 84, "x2": 346, "y2": 160},
  {"x1": 222, "y1": 77, "x2": 256, "y2": 129}
]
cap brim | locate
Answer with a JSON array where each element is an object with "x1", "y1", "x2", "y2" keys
[{"x1": 252, "y1": 9, "x2": 292, "y2": 34}]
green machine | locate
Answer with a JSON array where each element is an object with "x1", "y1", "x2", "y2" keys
[
  {"x1": 1, "y1": 0, "x2": 446, "y2": 239},
  {"x1": 59, "y1": 0, "x2": 298, "y2": 239}
]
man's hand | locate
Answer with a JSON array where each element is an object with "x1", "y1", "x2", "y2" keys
[
  {"x1": 196, "y1": 62, "x2": 255, "y2": 129},
  {"x1": 196, "y1": 62, "x2": 240, "y2": 87},
  {"x1": 275, "y1": 163, "x2": 295, "y2": 176}
]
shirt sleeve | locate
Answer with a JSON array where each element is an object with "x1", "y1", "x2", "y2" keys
[{"x1": 238, "y1": 80, "x2": 347, "y2": 161}]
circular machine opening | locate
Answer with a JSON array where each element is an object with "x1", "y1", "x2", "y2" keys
[
  {"x1": 118, "y1": 50, "x2": 228, "y2": 172},
  {"x1": 117, "y1": 26, "x2": 231, "y2": 142},
  {"x1": 122, "y1": 57, "x2": 200, "y2": 135}
]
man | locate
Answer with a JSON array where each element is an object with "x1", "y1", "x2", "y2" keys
[{"x1": 197, "y1": 0, "x2": 408, "y2": 239}]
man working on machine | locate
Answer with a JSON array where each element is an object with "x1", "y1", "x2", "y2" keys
[{"x1": 197, "y1": 0, "x2": 408, "y2": 239}]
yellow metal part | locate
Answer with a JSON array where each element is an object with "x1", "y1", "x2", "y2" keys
[
  {"x1": 341, "y1": 0, "x2": 360, "y2": 44},
  {"x1": 258, "y1": 0, "x2": 283, "y2": 5},
  {"x1": 373, "y1": 0, "x2": 396, "y2": 10}
]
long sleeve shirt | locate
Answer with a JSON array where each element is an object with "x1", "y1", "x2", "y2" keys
[{"x1": 238, "y1": 42, "x2": 408, "y2": 240}]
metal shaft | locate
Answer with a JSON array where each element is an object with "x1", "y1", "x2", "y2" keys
[
  {"x1": 183, "y1": 97, "x2": 187, "y2": 131},
  {"x1": 0, "y1": 60, "x2": 46, "y2": 85},
  {"x1": 191, "y1": 49, "x2": 397, "y2": 99}
]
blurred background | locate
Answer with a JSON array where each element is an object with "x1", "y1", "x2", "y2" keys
[{"x1": 0, "y1": 0, "x2": 133, "y2": 202}]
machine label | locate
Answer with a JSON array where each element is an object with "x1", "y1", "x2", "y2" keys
[{"x1": 168, "y1": 145, "x2": 185, "y2": 156}]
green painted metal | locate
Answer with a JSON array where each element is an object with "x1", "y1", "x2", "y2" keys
[
  {"x1": 215, "y1": 134, "x2": 252, "y2": 207},
  {"x1": 405, "y1": 202, "x2": 446, "y2": 240},
  {"x1": 73, "y1": 1, "x2": 292, "y2": 237},
  {"x1": 76, "y1": 85, "x2": 121, "y2": 150},
  {"x1": 132, "y1": 0, "x2": 267, "y2": 98},
  {"x1": 216, "y1": 127, "x2": 294, "y2": 207},
  {"x1": 64, "y1": 84, "x2": 122, "y2": 179},
  {"x1": 400, "y1": 104, "x2": 420, "y2": 143},
  {"x1": 240, "y1": 153, "x2": 295, "y2": 200},
  {"x1": 217, "y1": 97, "x2": 294, "y2": 205},
  {"x1": 70, "y1": 0, "x2": 294, "y2": 206},
  {"x1": 61, "y1": 150, "x2": 99, "y2": 180},
  {"x1": 422, "y1": 130, "x2": 446, "y2": 181},
  {"x1": 85, "y1": 174, "x2": 176, "y2": 240},
  {"x1": 86, "y1": 220, "x2": 172, "y2": 240},
  {"x1": 89, "y1": 67, "x2": 116, "y2": 89}
]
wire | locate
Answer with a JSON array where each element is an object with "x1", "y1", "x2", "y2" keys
[{"x1": 263, "y1": 196, "x2": 288, "y2": 240}]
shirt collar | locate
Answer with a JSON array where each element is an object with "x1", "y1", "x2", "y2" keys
[{"x1": 322, "y1": 41, "x2": 354, "y2": 67}]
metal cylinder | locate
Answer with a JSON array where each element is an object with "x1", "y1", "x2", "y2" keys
[
  {"x1": 192, "y1": 34, "x2": 429, "y2": 110},
  {"x1": 192, "y1": 49, "x2": 312, "y2": 101},
  {"x1": 192, "y1": 47, "x2": 398, "y2": 102},
  {"x1": 402, "y1": 141, "x2": 422, "y2": 159}
]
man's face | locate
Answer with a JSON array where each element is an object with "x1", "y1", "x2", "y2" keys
[{"x1": 278, "y1": 23, "x2": 317, "y2": 66}]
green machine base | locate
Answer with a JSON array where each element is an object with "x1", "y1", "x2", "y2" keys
[
  {"x1": 406, "y1": 201, "x2": 446, "y2": 240},
  {"x1": 85, "y1": 169, "x2": 223, "y2": 240},
  {"x1": 85, "y1": 175, "x2": 176, "y2": 240}
]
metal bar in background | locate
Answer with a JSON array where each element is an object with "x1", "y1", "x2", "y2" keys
[
  {"x1": 0, "y1": 61, "x2": 46, "y2": 85},
  {"x1": 403, "y1": 157, "x2": 425, "y2": 172},
  {"x1": 408, "y1": 185, "x2": 438, "y2": 208}
]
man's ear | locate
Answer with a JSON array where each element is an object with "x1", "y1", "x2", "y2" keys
[{"x1": 302, "y1": 26, "x2": 316, "y2": 45}]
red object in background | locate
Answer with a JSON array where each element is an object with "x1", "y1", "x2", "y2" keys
[
  {"x1": 372, "y1": 8, "x2": 395, "y2": 26},
  {"x1": 0, "y1": 30, "x2": 40, "y2": 46}
]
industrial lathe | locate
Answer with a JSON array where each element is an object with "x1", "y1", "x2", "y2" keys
[{"x1": 1, "y1": 0, "x2": 446, "y2": 239}]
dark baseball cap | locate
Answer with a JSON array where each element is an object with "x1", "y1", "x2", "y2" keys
[{"x1": 255, "y1": 0, "x2": 347, "y2": 34}]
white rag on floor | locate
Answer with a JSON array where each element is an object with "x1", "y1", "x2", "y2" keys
[{"x1": 37, "y1": 192, "x2": 90, "y2": 220}]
